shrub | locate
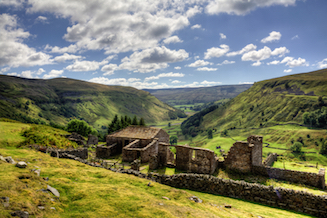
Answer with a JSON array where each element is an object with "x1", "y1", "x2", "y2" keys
[
  {"x1": 169, "y1": 135, "x2": 178, "y2": 145},
  {"x1": 291, "y1": 142, "x2": 302, "y2": 153},
  {"x1": 66, "y1": 119, "x2": 97, "y2": 137},
  {"x1": 207, "y1": 129, "x2": 213, "y2": 139}
]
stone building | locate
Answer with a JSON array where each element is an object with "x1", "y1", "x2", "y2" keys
[
  {"x1": 224, "y1": 135, "x2": 263, "y2": 173},
  {"x1": 96, "y1": 126, "x2": 169, "y2": 162}
]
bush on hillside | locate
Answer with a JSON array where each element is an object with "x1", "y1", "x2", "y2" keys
[
  {"x1": 320, "y1": 140, "x2": 327, "y2": 156},
  {"x1": 291, "y1": 142, "x2": 303, "y2": 153},
  {"x1": 21, "y1": 125, "x2": 78, "y2": 149},
  {"x1": 66, "y1": 119, "x2": 97, "y2": 137}
]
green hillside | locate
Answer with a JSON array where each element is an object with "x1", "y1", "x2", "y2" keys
[
  {"x1": 0, "y1": 76, "x2": 182, "y2": 131},
  {"x1": 198, "y1": 69, "x2": 327, "y2": 131},
  {"x1": 144, "y1": 84, "x2": 252, "y2": 105}
]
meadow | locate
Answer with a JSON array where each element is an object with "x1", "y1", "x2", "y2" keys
[{"x1": 0, "y1": 120, "x2": 313, "y2": 218}]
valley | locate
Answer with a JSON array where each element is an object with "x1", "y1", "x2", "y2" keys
[{"x1": 1, "y1": 69, "x2": 327, "y2": 217}]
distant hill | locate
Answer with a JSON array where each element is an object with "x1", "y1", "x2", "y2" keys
[
  {"x1": 143, "y1": 84, "x2": 252, "y2": 105},
  {"x1": 0, "y1": 75, "x2": 182, "y2": 131},
  {"x1": 181, "y1": 69, "x2": 327, "y2": 135}
]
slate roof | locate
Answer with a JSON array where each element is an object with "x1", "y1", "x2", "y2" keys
[{"x1": 108, "y1": 126, "x2": 162, "y2": 139}]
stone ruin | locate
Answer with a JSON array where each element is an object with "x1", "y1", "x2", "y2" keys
[
  {"x1": 95, "y1": 127, "x2": 325, "y2": 189},
  {"x1": 224, "y1": 135, "x2": 263, "y2": 173},
  {"x1": 96, "y1": 126, "x2": 169, "y2": 161}
]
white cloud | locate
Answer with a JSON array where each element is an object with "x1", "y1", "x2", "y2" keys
[
  {"x1": 45, "y1": 44, "x2": 79, "y2": 54},
  {"x1": 36, "y1": 68, "x2": 45, "y2": 75},
  {"x1": 227, "y1": 44, "x2": 257, "y2": 57},
  {"x1": 89, "y1": 77, "x2": 170, "y2": 89},
  {"x1": 291, "y1": 35, "x2": 299, "y2": 40},
  {"x1": 36, "y1": 16, "x2": 48, "y2": 24},
  {"x1": 191, "y1": 24, "x2": 202, "y2": 29},
  {"x1": 204, "y1": 44, "x2": 229, "y2": 59},
  {"x1": 178, "y1": 80, "x2": 221, "y2": 88},
  {"x1": 119, "y1": 46, "x2": 188, "y2": 73},
  {"x1": 242, "y1": 46, "x2": 272, "y2": 62},
  {"x1": 252, "y1": 61, "x2": 262, "y2": 66},
  {"x1": 200, "y1": 80, "x2": 222, "y2": 86},
  {"x1": 267, "y1": 60, "x2": 280, "y2": 65},
  {"x1": 242, "y1": 46, "x2": 289, "y2": 62},
  {"x1": 66, "y1": 60, "x2": 108, "y2": 72},
  {"x1": 0, "y1": 0, "x2": 24, "y2": 7},
  {"x1": 145, "y1": 72, "x2": 185, "y2": 81},
  {"x1": 281, "y1": 57, "x2": 308, "y2": 67},
  {"x1": 163, "y1": 36, "x2": 183, "y2": 44},
  {"x1": 0, "y1": 67, "x2": 10, "y2": 73},
  {"x1": 206, "y1": 0, "x2": 296, "y2": 15},
  {"x1": 43, "y1": 69, "x2": 64, "y2": 79},
  {"x1": 27, "y1": 1, "x2": 193, "y2": 55},
  {"x1": 271, "y1": 47, "x2": 289, "y2": 56},
  {"x1": 9, "y1": 68, "x2": 46, "y2": 78},
  {"x1": 317, "y1": 58, "x2": 327, "y2": 69},
  {"x1": 0, "y1": 14, "x2": 52, "y2": 68},
  {"x1": 220, "y1": 33, "x2": 226, "y2": 39},
  {"x1": 284, "y1": 69, "x2": 292, "y2": 73},
  {"x1": 187, "y1": 60, "x2": 213, "y2": 67},
  {"x1": 174, "y1": 66, "x2": 181, "y2": 70},
  {"x1": 261, "y1": 31, "x2": 282, "y2": 43},
  {"x1": 186, "y1": 5, "x2": 202, "y2": 18},
  {"x1": 171, "y1": 80, "x2": 181, "y2": 84},
  {"x1": 53, "y1": 53, "x2": 83, "y2": 62},
  {"x1": 196, "y1": 67, "x2": 218, "y2": 71},
  {"x1": 239, "y1": 81, "x2": 254, "y2": 84},
  {"x1": 101, "y1": 64, "x2": 118, "y2": 76},
  {"x1": 217, "y1": 60, "x2": 235, "y2": 65}
]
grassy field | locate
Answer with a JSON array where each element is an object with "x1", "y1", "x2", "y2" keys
[{"x1": 0, "y1": 122, "x2": 314, "y2": 218}]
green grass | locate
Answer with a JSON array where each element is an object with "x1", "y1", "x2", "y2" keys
[
  {"x1": 0, "y1": 121, "x2": 30, "y2": 146},
  {"x1": 0, "y1": 148, "x2": 313, "y2": 218}
]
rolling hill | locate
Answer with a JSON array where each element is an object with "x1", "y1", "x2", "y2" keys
[
  {"x1": 143, "y1": 84, "x2": 252, "y2": 105},
  {"x1": 0, "y1": 75, "x2": 183, "y2": 131},
  {"x1": 182, "y1": 69, "x2": 327, "y2": 134}
]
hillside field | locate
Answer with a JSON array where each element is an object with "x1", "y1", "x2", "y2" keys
[{"x1": 0, "y1": 121, "x2": 313, "y2": 218}]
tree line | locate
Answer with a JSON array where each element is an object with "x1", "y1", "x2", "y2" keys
[{"x1": 108, "y1": 114, "x2": 145, "y2": 134}]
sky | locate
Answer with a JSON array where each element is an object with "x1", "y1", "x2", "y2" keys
[{"x1": 0, "y1": 0, "x2": 326, "y2": 89}]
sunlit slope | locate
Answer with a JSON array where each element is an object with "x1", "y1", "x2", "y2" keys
[
  {"x1": 202, "y1": 68, "x2": 327, "y2": 130},
  {"x1": 0, "y1": 76, "x2": 177, "y2": 130}
]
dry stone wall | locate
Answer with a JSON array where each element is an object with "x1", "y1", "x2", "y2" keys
[
  {"x1": 96, "y1": 144, "x2": 117, "y2": 159},
  {"x1": 50, "y1": 148, "x2": 88, "y2": 159},
  {"x1": 253, "y1": 165, "x2": 326, "y2": 189},
  {"x1": 147, "y1": 173, "x2": 327, "y2": 218}
]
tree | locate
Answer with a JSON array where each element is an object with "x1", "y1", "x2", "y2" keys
[
  {"x1": 139, "y1": 117, "x2": 145, "y2": 126},
  {"x1": 132, "y1": 115, "x2": 138, "y2": 125},
  {"x1": 207, "y1": 129, "x2": 213, "y2": 139},
  {"x1": 168, "y1": 122, "x2": 171, "y2": 127},
  {"x1": 170, "y1": 135, "x2": 178, "y2": 145},
  {"x1": 291, "y1": 142, "x2": 303, "y2": 153},
  {"x1": 66, "y1": 119, "x2": 97, "y2": 137},
  {"x1": 320, "y1": 140, "x2": 327, "y2": 156}
]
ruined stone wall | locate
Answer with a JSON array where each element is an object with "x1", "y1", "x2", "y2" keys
[
  {"x1": 224, "y1": 141, "x2": 253, "y2": 173},
  {"x1": 263, "y1": 153, "x2": 278, "y2": 166},
  {"x1": 190, "y1": 148, "x2": 218, "y2": 174},
  {"x1": 146, "y1": 173, "x2": 327, "y2": 217},
  {"x1": 252, "y1": 166, "x2": 326, "y2": 189},
  {"x1": 50, "y1": 148, "x2": 88, "y2": 159},
  {"x1": 122, "y1": 140, "x2": 141, "y2": 162},
  {"x1": 155, "y1": 130, "x2": 169, "y2": 143},
  {"x1": 122, "y1": 139, "x2": 158, "y2": 163},
  {"x1": 175, "y1": 145, "x2": 192, "y2": 171},
  {"x1": 247, "y1": 135, "x2": 263, "y2": 166},
  {"x1": 96, "y1": 144, "x2": 118, "y2": 159},
  {"x1": 158, "y1": 143, "x2": 169, "y2": 167},
  {"x1": 175, "y1": 145, "x2": 218, "y2": 174},
  {"x1": 140, "y1": 139, "x2": 158, "y2": 163}
]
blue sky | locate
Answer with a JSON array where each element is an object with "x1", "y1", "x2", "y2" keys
[{"x1": 0, "y1": 0, "x2": 326, "y2": 89}]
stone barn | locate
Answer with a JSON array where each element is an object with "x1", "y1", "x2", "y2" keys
[{"x1": 96, "y1": 126, "x2": 169, "y2": 162}]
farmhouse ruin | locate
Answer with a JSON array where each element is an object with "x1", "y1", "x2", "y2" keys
[{"x1": 95, "y1": 127, "x2": 325, "y2": 189}]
